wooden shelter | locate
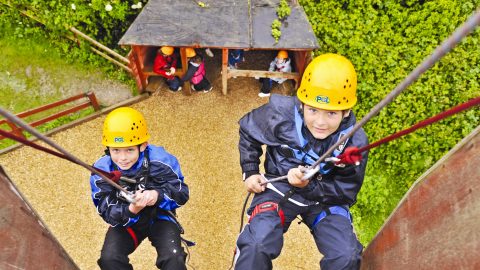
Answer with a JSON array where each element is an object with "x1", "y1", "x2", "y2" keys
[{"x1": 119, "y1": 0, "x2": 319, "y2": 95}]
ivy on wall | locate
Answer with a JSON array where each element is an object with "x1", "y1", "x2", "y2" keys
[
  {"x1": 271, "y1": 0, "x2": 291, "y2": 43},
  {"x1": 300, "y1": 0, "x2": 480, "y2": 244}
]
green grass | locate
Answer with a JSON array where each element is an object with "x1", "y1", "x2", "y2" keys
[{"x1": 0, "y1": 27, "x2": 109, "y2": 150}]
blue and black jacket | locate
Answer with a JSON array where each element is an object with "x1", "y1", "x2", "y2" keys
[
  {"x1": 90, "y1": 145, "x2": 189, "y2": 227},
  {"x1": 239, "y1": 94, "x2": 368, "y2": 207}
]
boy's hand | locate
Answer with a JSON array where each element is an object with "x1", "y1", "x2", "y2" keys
[
  {"x1": 244, "y1": 174, "x2": 266, "y2": 193},
  {"x1": 128, "y1": 190, "x2": 158, "y2": 214},
  {"x1": 288, "y1": 166, "x2": 309, "y2": 188},
  {"x1": 143, "y1": 190, "x2": 159, "y2": 206}
]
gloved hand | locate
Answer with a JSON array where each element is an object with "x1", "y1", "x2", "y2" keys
[
  {"x1": 170, "y1": 67, "x2": 176, "y2": 74},
  {"x1": 336, "y1": 147, "x2": 362, "y2": 166}
]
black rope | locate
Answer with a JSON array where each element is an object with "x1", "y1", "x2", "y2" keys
[{"x1": 228, "y1": 192, "x2": 252, "y2": 270}]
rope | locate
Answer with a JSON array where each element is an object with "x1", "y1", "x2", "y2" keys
[
  {"x1": 228, "y1": 192, "x2": 252, "y2": 270},
  {"x1": 264, "y1": 8, "x2": 480, "y2": 184},
  {"x1": 0, "y1": 128, "x2": 121, "y2": 179},
  {"x1": 0, "y1": 107, "x2": 131, "y2": 197},
  {"x1": 357, "y1": 96, "x2": 480, "y2": 153}
]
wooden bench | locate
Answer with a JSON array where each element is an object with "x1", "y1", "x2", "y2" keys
[{"x1": 227, "y1": 69, "x2": 301, "y2": 88}]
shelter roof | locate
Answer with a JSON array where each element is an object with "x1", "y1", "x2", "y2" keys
[{"x1": 119, "y1": 0, "x2": 319, "y2": 50}]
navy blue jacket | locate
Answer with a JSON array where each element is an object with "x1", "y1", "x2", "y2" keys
[
  {"x1": 90, "y1": 145, "x2": 189, "y2": 227},
  {"x1": 239, "y1": 94, "x2": 368, "y2": 207}
]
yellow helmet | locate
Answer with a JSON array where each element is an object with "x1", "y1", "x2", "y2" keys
[
  {"x1": 277, "y1": 50, "x2": 288, "y2": 59},
  {"x1": 160, "y1": 46, "x2": 174, "y2": 56},
  {"x1": 102, "y1": 107, "x2": 150, "y2": 147},
  {"x1": 185, "y1": 48, "x2": 196, "y2": 58},
  {"x1": 297, "y1": 53, "x2": 357, "y2": 110}
]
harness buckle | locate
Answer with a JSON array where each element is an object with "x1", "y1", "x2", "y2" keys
[{"x1": 249, "y1": 202, "x2": 285, "y2": 227}]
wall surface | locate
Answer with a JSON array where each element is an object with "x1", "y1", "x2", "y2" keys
[{"x1": 361, "y1": 126, "x2": 480, "y2": 270}]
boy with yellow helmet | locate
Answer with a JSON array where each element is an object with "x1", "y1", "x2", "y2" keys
[
  {"x1": 234, "y1": 53, "x2": 368, "y2": 269},
  {"x1": 258, "y1": 50, "x2": 292, "y2": 97},
  {"x1": 90, "y1": 107, "x2": 189, "y2": 270}
]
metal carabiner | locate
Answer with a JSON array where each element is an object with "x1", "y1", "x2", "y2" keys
[{"x1": 302, "y1": 165, "x2": 320, "y2": 181}]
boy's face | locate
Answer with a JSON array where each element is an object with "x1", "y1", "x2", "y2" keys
[
  {"x1": 109, "y1": 143, "x2": 147, "y2": 170},
  {"x1": 276, "y1": 58, "x2": 286, "y2": 65},
  {"x1": 303, "y1": 104, "x2": 349, "y2": 139}
]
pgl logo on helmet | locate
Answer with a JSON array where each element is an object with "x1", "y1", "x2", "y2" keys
[
  {"x1": 114, "y1": 137, "x2": 124, "y2": 143},
  {"x1": 316, "y1": 95, "x2": 330, "y2": 104}
]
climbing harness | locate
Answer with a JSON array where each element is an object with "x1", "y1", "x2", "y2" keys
[
  {"x1": 311, "y1": 206, "x2": 352, "y2": 229},
  {"x1": 249, "y1": 201, "x2": 286, "y2": 227}
]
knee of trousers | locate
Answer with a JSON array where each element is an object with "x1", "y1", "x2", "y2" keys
[
  {"x1": 237, "y1": 211, "x2": 284, "y2": 256},
  {"x1": 321, "y1": 244, "x2": 362, "y2": 270},
  {"x1": 98, "y1": 253, "x2": 130, "y2": 269},
  {"x1": 155, "y1": 247, "x2": 187, "y2": 269}
]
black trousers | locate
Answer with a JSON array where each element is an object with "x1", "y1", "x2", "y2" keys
[
  {"x1": 98, "y1": 219, "x2": 187, "y2": 270},
  {"x1": 235, "y1": 189, "x2": 362, "y2": 270},
  {"x1": 259, "y1": 78, "x2": 275, "y2": 94},
  {"x1": 192, "y1": 78, "x2": 211, "y2": 91}
]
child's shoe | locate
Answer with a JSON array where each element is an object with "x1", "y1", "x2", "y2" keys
[{"x1": 203, "y1": 86, "x2": 213, "y2": 93}]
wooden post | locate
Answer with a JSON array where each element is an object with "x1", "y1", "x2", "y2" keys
[
  {"x1": 90, "y1": 47, "x2": 131, "y2": 73},
  {"x1": 69, "y1": 27, "x2": 130, "y2": 65},
  {"x1": 85, "y1": 92, "x2": 100, "y2": 111},
  {"x1": 292, "y1": 50, "x2": 309, "y2": 90},
  {"x1": 131, "y1": 46, "x2": 147, "y2": 92},
  {"x1": 222, "y1": 48, "x2": 228, "y2": 95},
  {"x1": 180, "y1": 48, "x2": 191, "y2": 96}
]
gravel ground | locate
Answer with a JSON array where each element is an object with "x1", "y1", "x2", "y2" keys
[{"x1": 0, "y1": 52, "x2": 321, "y2": 269}]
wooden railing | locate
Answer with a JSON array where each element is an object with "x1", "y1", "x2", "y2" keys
[{"x1": 0, "y1": 92, "x2": 100, "y2": 140}]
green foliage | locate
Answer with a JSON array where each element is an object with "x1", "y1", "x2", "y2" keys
[
  {"x1": 277, "y1": 0, "x2": 291, "y2": 20},
  {"x1": 0, "y1": 0, "x2": 144, "y2": 79},
  {"x1": 271, "y1": 19, "x2": 282, "y2": 43},
  {"x1": 300, "y1": 0, "x2": 480, "y2": 244},
  {"x1": 0, "y1": 23, "x2": 130, "y2": 151},
  {"x1": 271, "y1": 0, "x2": 291, "y2": 42}
]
